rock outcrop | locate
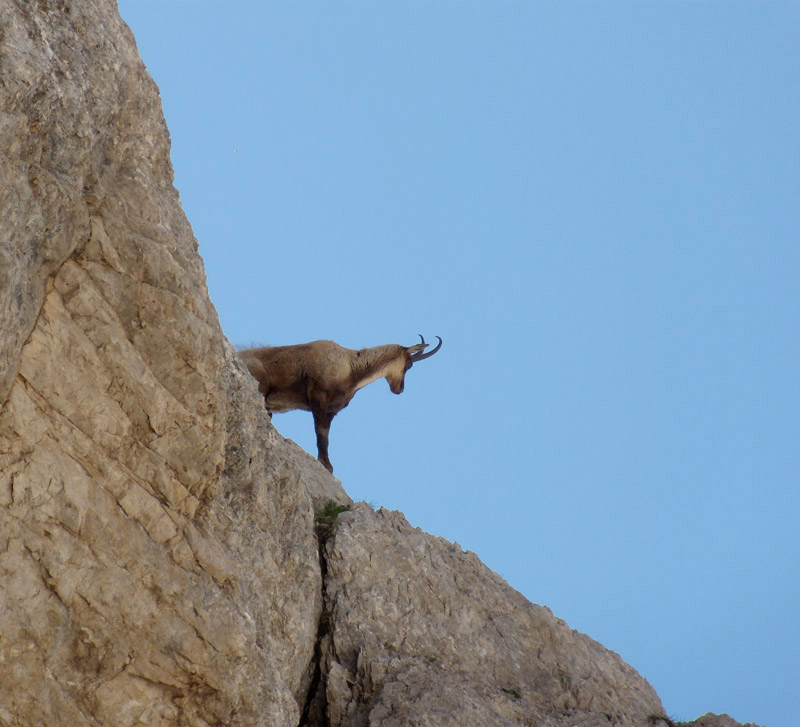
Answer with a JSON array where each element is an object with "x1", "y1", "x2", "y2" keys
[
  {"x1": 0, "y1": 3, "x2": 763, "y2": 727},
  {"x1": 317, "y1": 504, "x2": 662, "y2": 727},
  {"x1": 687, "y1": 715, "x2": 765, "y2": 727},
  {"x1": 650, "y1": 715, "x2": 765, "y2": 727}
]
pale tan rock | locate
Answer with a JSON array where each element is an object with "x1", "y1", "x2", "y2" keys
[
  {"x1": 0, "y1": 2, "x2": 324, "y2": 725},
  {"x1": 683, "y1": 713, "x2": 765, "y2": 727},
  {"x1": 320, "y1": 504, "x2": 665, "y2": 727},
  {"x1": 647, "y1": 714, "x2": 764, "y2": 727}
]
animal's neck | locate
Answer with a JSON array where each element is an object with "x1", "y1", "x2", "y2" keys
[{"x1": 350, "y1": 345, "x2": 402, "y2": 389}]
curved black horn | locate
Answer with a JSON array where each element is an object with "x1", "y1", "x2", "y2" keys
[{"x1": 410, "y1": 335, "x2": 442, "y2": 361}]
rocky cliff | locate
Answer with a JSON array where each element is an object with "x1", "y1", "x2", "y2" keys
[{"x1": 0, "y1": 3, "x2": 761, "y2": 727}]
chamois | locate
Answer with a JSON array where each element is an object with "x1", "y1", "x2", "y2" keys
[{"x1": 240, "y1": 334, "x2": 442, "y2": 473}]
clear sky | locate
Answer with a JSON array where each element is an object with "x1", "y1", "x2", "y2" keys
[{"x1": 118, "y1": 3, "x2": 798, "y2": 726}]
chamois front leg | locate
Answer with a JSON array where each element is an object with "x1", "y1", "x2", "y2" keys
[{"x1": 311, "y1": 405, "x2": 335, "y2": 473}]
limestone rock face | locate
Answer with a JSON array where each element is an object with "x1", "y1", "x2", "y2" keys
[
  {"x1": 318, "y1": 504, "x2": 664, "y2": 727},
  {"x1": 0, "y1": 2, "x2": 323, "y2": 725},
  {"x1": 0, "y1": 3, "x2": 764, "y2": 727}
]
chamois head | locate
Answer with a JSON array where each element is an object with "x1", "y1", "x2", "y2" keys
[{"x1": 385, "y1": 334, "x2": 443, "y2": 395}]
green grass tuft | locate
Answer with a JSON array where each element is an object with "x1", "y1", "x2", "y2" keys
[{"x1": 314, "y1": 500, "x2": 350, "y2": 543}]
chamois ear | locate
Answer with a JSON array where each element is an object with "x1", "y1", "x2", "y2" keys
[
  {"x1": 409, "y1": 334, "x2": 442, "y2": 362},
  {"x1": 406, "y1": 333, "x2": 429, "y2": 356}
]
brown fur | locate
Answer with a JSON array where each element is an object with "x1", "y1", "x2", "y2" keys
[{"x1": 240, "y1": 337, "x2": 440, "y2": 473}]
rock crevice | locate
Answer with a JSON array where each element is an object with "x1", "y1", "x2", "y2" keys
[{"x1": 299, "y1": 501, "x2": 349, "y2": 727}]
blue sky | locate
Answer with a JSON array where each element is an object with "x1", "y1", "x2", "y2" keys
[{"x1": 118, "y1": 3, "x2": 798, "y2": 725}]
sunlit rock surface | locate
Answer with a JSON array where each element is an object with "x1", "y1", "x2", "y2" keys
[{"x1": 1, "y1": 2, "x2": 324, "y2": 724}]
